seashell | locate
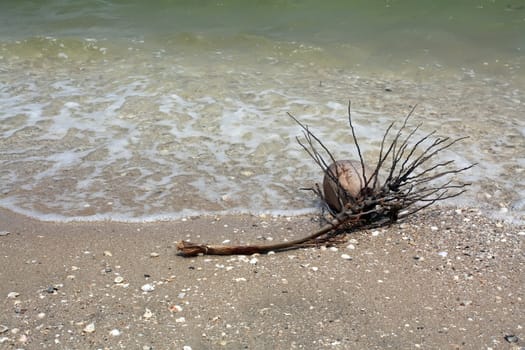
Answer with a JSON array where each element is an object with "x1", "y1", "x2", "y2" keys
[
  {"x1": 143, "y1": 308, "x2": 153, "y2": 319},
  {"x1": 141, "y1": 283, "x2": 155, "y2": 292},
  {"x1": 323, "y1": 160, "x2": 378, "y2": 213},
  {"x1": 7, "y1": 292, "x2": 19, "y2": 298},
  {"x1": 109, "y1": 329, "x2": 121, "y2": 337},
  {"x1": 83, "y1": 322, "x2": 95, "y2": 333}
]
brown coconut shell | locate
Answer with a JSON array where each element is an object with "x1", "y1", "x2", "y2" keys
[{"x1": 323, "y1": 160, "x2": 378, "y2": 213}]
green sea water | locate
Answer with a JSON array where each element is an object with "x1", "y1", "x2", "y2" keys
[
  {"x1": 0, "y1": 1, "x2": 524, "y2": 222},
  {"x1": 1, "y1": 0, "x2": 524, "y2": 79}
]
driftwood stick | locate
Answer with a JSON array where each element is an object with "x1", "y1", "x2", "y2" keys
[{"x1": 177, "y1": 212, "x2": 353, "y2": 257}]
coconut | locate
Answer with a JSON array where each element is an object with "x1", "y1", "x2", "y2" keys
[{"x1": 323, "y1": 160, "x2": 378, "y2": 213}]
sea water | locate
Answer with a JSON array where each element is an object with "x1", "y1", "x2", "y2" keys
[{"x1": 0, "y1": 1, "x2": 524, "y2": 223}]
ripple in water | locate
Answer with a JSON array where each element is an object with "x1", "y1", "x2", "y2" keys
[{"x1": 0, "y1": 38, "x2": 523, "y2": 223}]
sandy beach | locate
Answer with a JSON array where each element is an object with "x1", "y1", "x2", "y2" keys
[
  {"x1": 0, "y1": 206, "x2": 523, "y2": 349},
  {"x1": 1, "y1": 2, "x2": 524, "y2": 349}
]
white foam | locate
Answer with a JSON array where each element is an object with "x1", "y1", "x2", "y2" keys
[{"x1": 0, "y1": 41, "x2": 523, "y2": 224}]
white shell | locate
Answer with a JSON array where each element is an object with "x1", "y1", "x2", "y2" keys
[
  {"x1": 141, "y1": 283, "x2": 155, "y2": 292},
  {"x1": 83, "y1": 323, "x2": 95, "y2": 333}
]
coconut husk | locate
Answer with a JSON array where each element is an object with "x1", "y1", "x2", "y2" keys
[{"x1": 323, "y1": 160, "x2": 378, "y2": 213}]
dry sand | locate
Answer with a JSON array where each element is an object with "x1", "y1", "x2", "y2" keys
[{"x1": 0, "y1": 206, "x2": 524, "y2": 349}]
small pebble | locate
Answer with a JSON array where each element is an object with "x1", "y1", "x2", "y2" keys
[
  {"x1": 150, "y1": 252, "x2": 159, "y2": 257},
  {"x1": 183, "y1": 346, "x2": 192, "y2": 350},
  {"x1": 517, "y1": 231, "x2": 525, "y2": 236},
  {"x1": 7, "y1": 292, "x2": 19, "y2": 298},
  {"x1": 438, "y1": 251, "x2": 448, "y2": 258},
  {"x1": 341, "y1": 254, "x2": 352, "y2": 260},
  {"x1": 346, "y1": 244, "x2": 356, "y2": 250},
  {"x1": 371, "y1": 230, "x2": 380, "y2": 237},
  {"x1": 103, "y1": 250, "x2": 112, "y2": 257},
  {"x1": 311, "y1": 266, "x2": 319, "y2": 272},
  {"x1": 37, "y1": 312, "x2": 46, "y2": 319},
  {"x1": 83, "y1": 322, "x2": 95, "y2": 333},
  {"x1": 175, "y1": 317, "x2": 186, "y2": 323},
  {"x1": 249, "y1": 257, "x2": 258, "y2": 265},
  {"x1": 0, "y1": 325, "x2": 8, "y2": 334},
  {"x1": 109, "y1": 329, "x2": 121, "y2": 337},
  {"x1": 114, "y1": 276, "x2": 124, "y2": 284},
  {"x1": 0, "y1": 231, "x2": 10, "y2": 236},
  {"x1": 141, "y1": 283, "x2": 155, "y2": 292}
]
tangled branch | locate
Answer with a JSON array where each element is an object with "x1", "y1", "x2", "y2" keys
[{"x1": 177, "y1": 102, "x2": 474, "y2": 256}]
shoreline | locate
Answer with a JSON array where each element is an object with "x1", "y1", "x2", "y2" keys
[{"x1": 1, "y1": 206, "x2": 524, "y2": 349}]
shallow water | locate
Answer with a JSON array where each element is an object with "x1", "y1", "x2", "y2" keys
[{"x1": 0, "y1": 1, "x2": 524, "y2": 223}]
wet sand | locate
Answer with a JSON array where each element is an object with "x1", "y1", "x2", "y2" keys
[{"x1": 0, "y1": 206, "x2": 524, "y2": 349}]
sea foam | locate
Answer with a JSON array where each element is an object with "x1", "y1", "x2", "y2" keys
[{"x1": 0, "y1": 37, "x2": 523, "y2": 224}]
